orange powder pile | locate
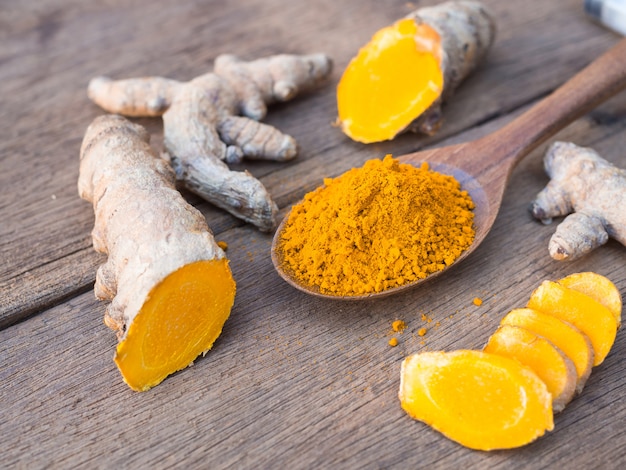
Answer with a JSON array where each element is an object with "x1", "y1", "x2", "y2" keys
[
  {"x1": 278, "y1": 155, "x2": 475, "y2": 296},
  {"x1": 392, "y1": 320, "x2": 407, "y2": 332}
]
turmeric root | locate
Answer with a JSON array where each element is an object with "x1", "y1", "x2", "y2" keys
[
  {"x1": 484, "y1": 325, "x2": 577, "y2": 412},
  {"x1": 531, "y1": 141, "x2": 626, "y2": 260},
  {"x1": 78, "y1": 115, "x2": 236, "y2": 391},
  {"x1": 527, "y1": 280, "x2": 618, "y2": 366},
  {"x1": 399, "y1": 272, "x2": 620, "y2": 449},
  {"x1": 500, "y1": 308, "x2": 594, "y2": 394},
  {"x1": 399, "y1": 350, "x2": 553, "y2": 451},
  {"x1": 88, "y1": 53, "x2": 333, "y2": 231},
  {"x1": 337, "y1": 1, "x2": 495, "y2": 143}
]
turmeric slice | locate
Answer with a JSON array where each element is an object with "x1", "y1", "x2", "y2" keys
[
  {"x1": 500, "y1": 308, "x2": 594, "y2": 394},
  {"x1": 399, "y1": 350, "x2": 553, "y2": 451},
  {"x1": 527, "y1": 281, "x2": 618, "y2": 366},
  {"x1": 484, "y1": 325, "x2": 577, "y2": 412},
  {"x1": 558, "y1": 272, "x2": 622, "y2": 328},
  {"x1": 337, "y1": 1, "x2": 495, "y2": 142}
]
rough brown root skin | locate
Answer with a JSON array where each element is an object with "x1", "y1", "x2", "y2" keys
[
  {"x1": 87, "y1": 53, "x2": 332, "y2": 231},
  {"x1": 88, "y1": 76, "x2": 182, "y2": 117},
  {"x1": 407, "y1": 0, "x2": 495, "y2": 135},
  {"x1": 79, "y1": 114, "x2": 236, "y2": 391},
  {"x1": 337, "y1": 1, "x2": 495, "y2": 143},
  {"x1": 531, "y1": 141, "x2": 626, "y2": 260},
  {"x1": 214, "y1": 53, "x2": 333, "y2": 120}
]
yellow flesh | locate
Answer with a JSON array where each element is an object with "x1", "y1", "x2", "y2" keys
[
  {"x1": 115, "y1": 259, "x2": 236, "y2": 391},
  {"x1": 337, "y1": 19, "x2": 444, "y2": 143},
  {"x1": 528, "y1": 281, "x2": 618, "y2": 366},
  {"x1": 399, "y1": 350, "x2": 553, "y2": 451},
  {"x1": 558, "y1": 272, "x2": 622, "y2": 328},
  {"x1": 501, "y1": 308, "x2": 593, "y2": 386},
  {"x1": 484, "y1": 325, "x2": 576, "y2": 409}
]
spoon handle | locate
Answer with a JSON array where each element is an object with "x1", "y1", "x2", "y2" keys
[{"x1": 489, "y1": 37, "x2": 626, "y2": 165}]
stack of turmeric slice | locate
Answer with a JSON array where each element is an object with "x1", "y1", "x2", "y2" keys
[{"x1": 399, "y1": 272, "x2": 621, "y2": 450}]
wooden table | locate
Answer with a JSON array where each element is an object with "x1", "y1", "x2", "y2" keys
[{"x1": 2, "y1": 0, "x2": 625, "y2": 467}]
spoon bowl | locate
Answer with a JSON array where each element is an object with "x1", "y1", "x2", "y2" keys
[{"x1": 271, "y1": 38, "x2": 626, "y2": 300}]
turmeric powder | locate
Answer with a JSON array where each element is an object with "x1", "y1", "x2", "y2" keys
[
  {"x1": 392, "y1": 320, "x2": 407, "y2": 332},
  {"x1": 278, "y1": 155, "x2": 475, "y2": 295}
]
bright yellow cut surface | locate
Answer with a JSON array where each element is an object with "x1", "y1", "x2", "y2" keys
[
  {"x1": 484, "y1": 325, "x2": 577, "y2": 411},
  {"x1": 558, "y1": 272, "x2": 622, "y2": 328},
  {"x1": 337, "y1": 18, "x2": 444, "y2": 143},
  {"x1": 528, "y1": 281, "x2": 618, "y2": 366},
  {"x1": 399, "y1": 350, "x2": 553, "y2": 451},
  {"x1": 115, "y1": 259, "x2": 236, "y2": 391},
  {"x1": 501, "y1": 308, "x2": 593, "y2": 391}
]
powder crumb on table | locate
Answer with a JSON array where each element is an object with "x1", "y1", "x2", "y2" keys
[
  {"x1": 473, "y1": 297, "x2": 483, "y2": 306},
  {"x1": 418, "y1": 327, "x2": 427, "y2": 337},
  {"x1": 389, "y1": 337, "x2": 399, "y2": 347},
  {"x1": 392, "y1": 319, "x2": 407, "y2": 332}
]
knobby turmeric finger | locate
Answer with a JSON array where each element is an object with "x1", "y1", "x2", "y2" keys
[
  {"x1": 531, "y1": 142, "x2": 626, "y2": 260},
  {"x1": 88, "y1": 53, "x2": 332, "y2": 231}
]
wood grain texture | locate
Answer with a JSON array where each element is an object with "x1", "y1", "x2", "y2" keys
[
  {"x1": 1, "y1": 0, "x2": 626, "y2": 467},
  {"x1": 0, "y1": 0, "x2": 618, "y2": 326}
]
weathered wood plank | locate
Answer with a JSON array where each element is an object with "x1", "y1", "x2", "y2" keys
[
  {"x1": 2, "y1": 94, "x2": 626, "y2": 468},
  {"x1": 2, "y1": 0, "x2": 626, "y2": 466},
  {"x1": 0, "y1": 0, "x2": 620, "y2": 327}
]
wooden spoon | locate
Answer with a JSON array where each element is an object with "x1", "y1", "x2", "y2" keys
[{"x1": 271, "y1": 38, "x2": 626, "y2": 300}]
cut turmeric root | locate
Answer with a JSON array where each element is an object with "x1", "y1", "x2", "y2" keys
[
  {"x1": 527, "y1": 281, "x2": 618, "y2": 366},
  {"x1": 484, "y1": 325, "x2": 577, "y2": 412},
  {"x1": 399, "y1": 272, "x2": 620, "y2": 449},
  {"x1": 558, "y1": 272, "x2": 622, "y2": 328},
  {"x1": 114, "y1": 260, "x2": 235, "y2": 391},
  {"x1": 337, "y1": 1, "x2": 495, "y2": 143},
  {"x1": 399, "y1": 350, "x2": 554, "y2": 451},
  {"x1": 500, "y1": 308, "x2": 593, "y2": 394},
  {"x1": 79, "y1": 115, "x2": 236, "y2": 391}
]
